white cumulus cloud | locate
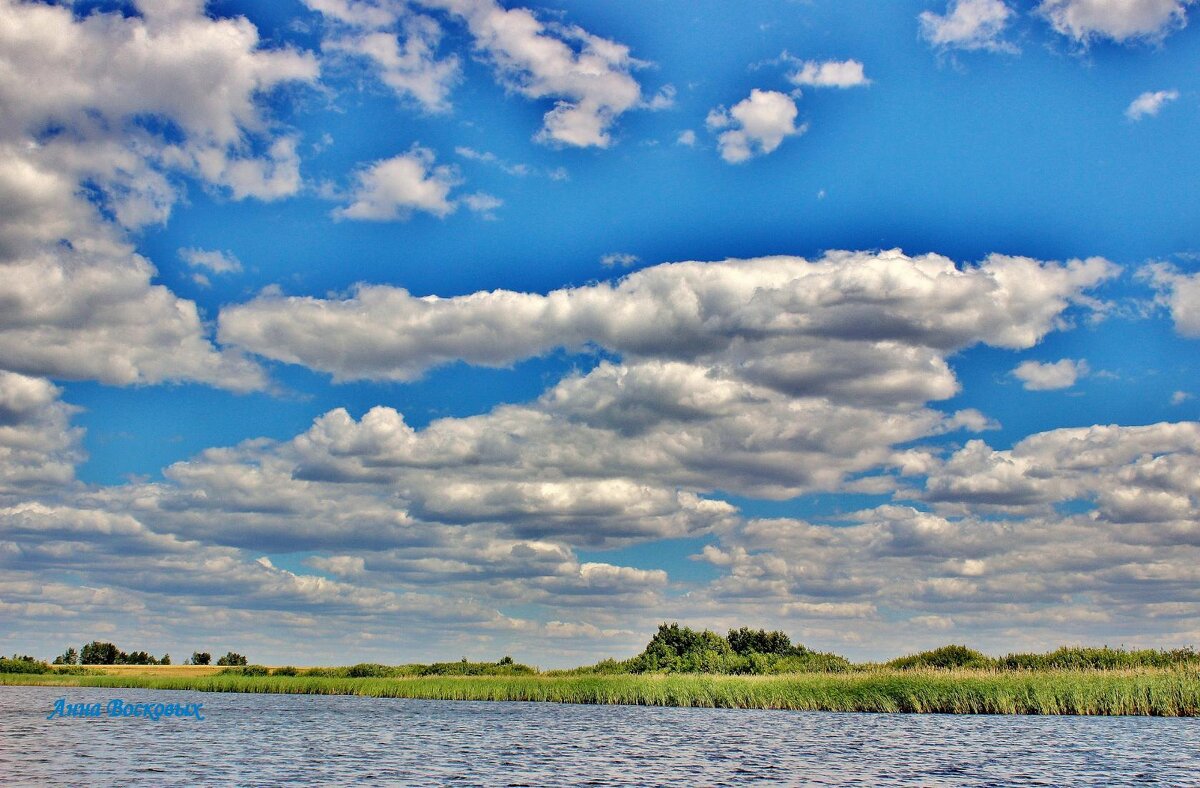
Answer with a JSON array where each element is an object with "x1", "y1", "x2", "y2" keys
[
  {"x1": 1125, "y1": 89, "x2": 1180, "y2": 120},
  {"x1": 787, "y1": 59, "x2": 871, "y2": 88},
  {"x1": 1039, "y1": 0, "x2": 1196, "y2": 43},
  {"x1": 707, "y1": 89, "x2": 804, "y2": 164},
  {"x1": 920, "y1": 0, "x2": 1017, "y2": 51},
  {"x1": 1012, "y1": 358, "x2": 1090, "y2": 390},
  {"x1": 1141, "y1": 263, "x2": 1200, "y2": 337},
  {"x1": 179, "y1": 248, "x2": 243, "y2": 275},
  {"x1": 0, "y1": 0, "x2": 319, "y2": 391},
  {"x1": 334, "y1": 147, "x2": 458, "y2": 220}
]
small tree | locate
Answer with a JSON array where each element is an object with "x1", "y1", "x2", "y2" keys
[
  {"x1": 191, "y1": 651, "x2": 212, "y2": 666},
  {"x1": 160, "y1": 654, "x2": 171, "y2": 665},
  {"x1": 216, "y1": 651, "x2": 247, "y2": 666}
]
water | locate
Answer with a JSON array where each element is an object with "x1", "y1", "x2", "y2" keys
[{"x1": 1, "y1": 686, "x2": 1197, "y2": 786}]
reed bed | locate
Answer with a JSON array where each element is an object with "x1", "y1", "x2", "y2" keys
[{"x1": 4, "y1": 668, "x2": 1197, "y2": 716}]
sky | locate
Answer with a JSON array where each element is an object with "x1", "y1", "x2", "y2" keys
[{"x1": 1, "y1": 0, "x2": 1198, "y2": 667}]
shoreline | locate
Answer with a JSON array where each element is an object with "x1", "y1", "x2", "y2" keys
[{"x1": 5, "y1": 668, "x2": 1197, "y2": 716}]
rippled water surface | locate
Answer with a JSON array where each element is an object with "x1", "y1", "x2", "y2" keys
[{"x1": 2, "y1": 686, "x2": 1197, "y2": 785}]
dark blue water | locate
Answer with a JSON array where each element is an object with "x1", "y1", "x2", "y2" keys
[{"x1": 1, "y1": 686, "x2": 1197, "y2": 785}]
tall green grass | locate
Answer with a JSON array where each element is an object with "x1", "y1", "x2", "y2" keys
[{"x1": 4, "y1": 669, "x2": 1197, "y2": 716}]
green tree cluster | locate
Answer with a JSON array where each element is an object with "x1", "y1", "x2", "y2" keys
[
  {"x1": 73, "y1": 641, "x2": 171, "y2": 665},
  {"x1": 623, "y1": 623, "x2": 852, "y2": 674}
]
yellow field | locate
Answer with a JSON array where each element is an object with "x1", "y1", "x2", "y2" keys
[{"x1": 82, "y1": 664, "x2": 226, "y2": 677}]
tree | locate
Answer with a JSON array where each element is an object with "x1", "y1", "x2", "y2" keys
[
  {"x1": 191, "y1": 651, "x2": 211, "y2": 666},
  {"x1": 80, "y1": 641, "x2": 121, "y2": 665},
  {"x1": 216, "y1": 651, "x2": 247, "y2": 666},
  {"x1": 160, "y1": 654, "x2": 171, "y2": 665},
  {"x1": 61, "y1": 647, "x2": 78, "y2": 665}
]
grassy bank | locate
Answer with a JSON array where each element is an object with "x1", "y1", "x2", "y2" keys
[{"x1": 5, "y1": 668, "x2": 1198, "y2": 716}]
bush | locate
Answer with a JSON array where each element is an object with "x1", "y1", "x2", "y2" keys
[
  {"x1": 888, "y1": 645, "x2": 995, "y2": 671},
  {"x1": 1, "y1": 655, "x2": 50, "y2": 674},
  {"x1": 51, "y1": 665, "x2": 94, "y2": 675},
  {"x1": 419, "y1": 660, "x2": 537, "y2": 676},
  {"x1": 217, "y1": 664, "x2": 268, "y2": 676},
  {"x1": 765, "y1": 651, "x2": 853, "y2": 674},
  {"x1": 272, "y1": 666, "x2": 298, "y2": 676},
  {"x1": 190, "y1": 652, "x2": 211, "y2": 666},
  {"x1": 346, "y1": 663, "x2": 398, "y2": 678}
]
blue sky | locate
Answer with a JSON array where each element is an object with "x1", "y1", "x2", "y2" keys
[{"x1": 1, "y1": 0, "x2": 1198, "y2": 666}]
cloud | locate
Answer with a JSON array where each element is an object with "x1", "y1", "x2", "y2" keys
[
  {"x1": 0, "y1": 0, "x2": 318, "y2": 391},
  {"x1": 220, "y1": 250, "x2": 1117, "y2": 383},
  {"x1": 454, "y1": 147, "x2": 530, "y2": 177},
  {"x1": 1172, "y1": 391, "x2": 1193, "y2": 405},
  {"x1": 185, "y1": 251, "x2": 1111, "y2": 551},
  {"x1": 787, "y1": 59, "x2": 871, "y2": 88},
  {"x1": 676, "y1": 129, "x2": 697, "y2": 147},
  {"x1": 305, "y1": 0, "x2": 647, "y2": 147},
  {"x1": 1012, "y1": 358, "x2": 1090, "y2": 390},
  {"x1": 0, "y1": 243, "x2": 266, "y2": 390},
  {"x1": 707, "y1": 89, "x2": 803, "y2": 164},
  {"x1": 920, "y1": 0, "x2": 1017, "y2": 52},
  {"x1": 600, "y1": 252, "x2": 639, "y2": 268},
  {"x1": 322, "y1": 14, "x2": 461, "y2": 112},
  {"x1": 1141, "y1": 263, "x2": 1200, "y2": 337},
  {"x1": 920, "y1": 421, "x2": 1200, "y2": 520},
  {"x1": 462, "y1": 191, "x2": 503, "y2": 219},
  {"x1": 1038, "y1": 0, "x2": 1196, "y2": 43},
  {"x1": 0, "y1": 373, "x2": 82, "y2": 497},
  {"x1": 644, "y1": 84, "x2": 676, "y2": 110},
  {"x1": 334, "y1": 147, "x2": 458, "y2": 220},
  {"x1": 1125, "y1": 89, "x2": 1180, "y2": 120},
  {"x1": 430, "y1": 0, "x2": 644, "y2": 148},
  {"x1": 179, "y1": 248, "x2": 243, "y2": 275}
]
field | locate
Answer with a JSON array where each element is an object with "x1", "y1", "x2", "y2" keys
[
  {"x1": 81, "y1": 664, "x2": 226, "y2": 678},
  {"x1": 4, "y1": 667, "x2": 1198, "y2": 716}
]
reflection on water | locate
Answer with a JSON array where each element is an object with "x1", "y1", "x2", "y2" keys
[{"x1": 1, "y1": 685, "x2": 1197, "y2": 785}]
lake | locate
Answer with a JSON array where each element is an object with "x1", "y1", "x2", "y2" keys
[{"x1": 1, "y1": 685, "x2": 1196, "y2": 785}]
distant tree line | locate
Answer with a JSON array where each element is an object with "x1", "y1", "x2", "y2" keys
[
  {"x1": 49, "y1": 642, "x2": 249, "y2": 667},
  {"x1": 8, "y1": 632, "x2": 1198, "y2": 678}
]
